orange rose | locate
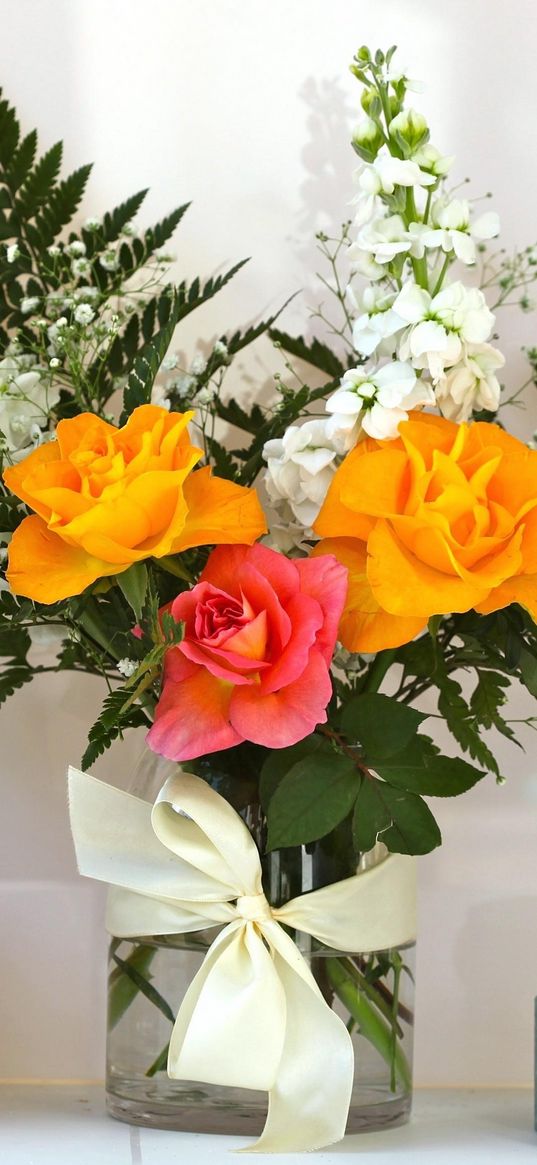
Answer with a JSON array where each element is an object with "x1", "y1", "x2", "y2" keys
[
  {"x1": 313, "y1": 412, "x2": 537, "y2": 652},
  {"x1": 4, "y1": 405, "x2": 266, "y2": 604}
]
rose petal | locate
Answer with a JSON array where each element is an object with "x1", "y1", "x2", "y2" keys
[
  {"x1": 147, "y1": 664, "x2": 241, "y2": 762},
  {"x1": 5, "y1": 514, "x2": 118, "y2": 604},
  {"x1": 230, "y1": 650, "x2": 332, "y2": 748}
]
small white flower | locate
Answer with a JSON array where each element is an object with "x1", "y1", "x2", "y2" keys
[
  {"x1": 155, "y1": 248, "x2": 175, "y2": 263},
  {"x1": 151, "y1": 382, "x2": 171, "y2": 410},
  {"x1": 435, "y1": 342, "x2": 504, "y2": 421},
  {"x1": 74, "y1": 303, "x2": 95, "y2": 326},
  {"x1": 326, "y1": 361, "x2": 434, "y2": 444},
  {"x1": 263, "y1": 419, "x2": 339, "y2": 527},
  {"x1": 66, "y1": 240, "x2": 86, "y2": 258},
  {"x1": 21, "y1": 297, "x2": 40, "y2": 315},
  {"x1": 214, "y1": 340, "x2": 229, "y2": 358},
  {"x1": 73, "y1": 285, "x2": 99, "y2": 301},
  {"x1": 71, "y1": 257, "x2": 91, "y2": 278},
  {"x1": 6, "y1": 244, "x2": 20, "y2": 263},
  {"x1": 191, "y1": 354, "x2": 207, "y2": 376},
  {"x1": 84, "y1": 216, "x2": 101, "y2": 231},
  {"x1": 173, "y1": 374, "x2": 196, "y2": 399},
  {"x1": 194, "y1": 385, "x2": 216, "y2": 406},
  {"x1": 162, "y1": 353, "x2": 178, "y2": 371},
  {"x1": 117, "y1": 658, "x2": 139, "y2": 678},
  {"x1": 49, "y1": 357, "x2": 61, "y2": 369},
  {"x1": 99, "y1": 250, "x2": 120, "y2": 272},
  {"x1": 47, "y1": 244, "x2": 61, "y2": 258}
]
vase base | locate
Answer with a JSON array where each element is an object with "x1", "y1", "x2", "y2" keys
[{"x1": 106, "y1": 1084, "x2": 411, "y2": 1136}]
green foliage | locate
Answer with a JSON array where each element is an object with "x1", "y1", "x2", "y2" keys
[
  {"x1": 120, "y1": 262, "x2": 247, "y2": 421},
  {"x1": 81, "y1": 687, "x2": 150, "y2": 770},
  {"x1": 353, "y1": 779, "x2": 442, "y2": 855},
  {"x1": 340, "y1": 693, "x2": 427, "y2": 760},
  {"x1": 269, "y1": 327, "x2": 346, "y2": 378},
  {"x1": 116, "y1": 563, "x2": 148, "y2": 624},
  {"x1": 266, "y1": 750, "x2": 359, "y2": 850}
]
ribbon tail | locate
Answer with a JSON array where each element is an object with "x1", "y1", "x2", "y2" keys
[
  {"x1": 242, "y1": 921, "x2": 354, "y2": 1154},
  {"x1": 168, "y1": 920, "x2": 287, "y2": 1091}
]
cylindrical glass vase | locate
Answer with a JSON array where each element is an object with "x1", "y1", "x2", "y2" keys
[{"x1": 105, "y1": 749, "x2": 415, "y2": 1135}]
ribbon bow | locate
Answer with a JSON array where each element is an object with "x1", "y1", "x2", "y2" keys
[{"x1": 68, "y1": 766, "x2": 416, "y2": 1153}]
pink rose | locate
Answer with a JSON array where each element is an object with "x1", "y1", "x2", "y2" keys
[{"x1": 147, "y1": 543, "x2": 348, "y2": 761}]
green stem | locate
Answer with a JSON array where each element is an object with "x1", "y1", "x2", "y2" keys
[
  {"x1": 146, "y1": 1041, "x2": 170, "y2": 1077},
  {"x1": 327, "y1": 958, "x2": 412, "y2": 1093},
  {"x1": 362, "y1": 649, "x2": 398, "y2": 694},
  {"x1": 404, "y1": 189, "x2": 429, "y2": 289},
  {"x1": 432, "y1": 253, "x2": 452, "y2": 297}
]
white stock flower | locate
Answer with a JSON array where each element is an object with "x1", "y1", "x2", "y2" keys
[
  {"x1": 351, "y1": 287, "x2": 406, "y2": 357},
  {"x1": 0, "y1": 358, "x2": 59, "y2": 455},
  {"x1": 385, "y1": 65, "x2": 424, "y2": 93},
  {"x1": 412, "y1": 143, "x2": 454, "y2": 177},
  {"x1": 354, "y1": 214, "x2": 411, "y2": 265},
  {"x1": 263, "y1": 419, "x2": 338, "y2": 527},
  {"x1": 409, "y1": 198, "x2": 500, "y2": 265},
  {"x1": 325, "y1": 361, "x2": 434, "y2": 443},
  {"x1": 435, "y1": 342, "x2": 504, "y2": 421},
  {"x1": 393, "y1": 280, "x2": 495, "y2": 381},
  {"x1": 359, "y1": 149, "x2": 437, "y2": 196}
]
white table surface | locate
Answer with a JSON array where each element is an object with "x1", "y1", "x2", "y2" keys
[{"x1": 1, "y1": 1084, "x2": 535, "y2": 1164}]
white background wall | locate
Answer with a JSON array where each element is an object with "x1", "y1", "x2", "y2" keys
[{"x1": 1, "y1": 0, "x2": 537, "y2": 1089}]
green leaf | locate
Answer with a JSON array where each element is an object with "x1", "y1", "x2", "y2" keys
[
  {"x1": 0, "y1": 93, "x2": 20, "y2": 167},
  {"x1": 108, "y1": 944, "x2": 156, "y2": 1030},
  {"x1": 116, "y1": 562, "x2": 148, "y2": 623},
  {"x1": 81, "y1": 687, "x2": 149, "y2": 770},
  {"x1": 353, "y1": 777, "x2": 441, "y2": 855},
  {"x1": 120, "y1": 262, "x2": 248, "y2": 421},
  {"x1": 144, "y1": 203, "x2": 190, "y2": 250},
  {"x1": 102, "y1": 189, "x2": 148, "y2": 243},
  {"x1": 518, "y1": 646, "x2": 537, "y2": 697},
  {"x1": 259, "y1": 736, "x2": 324, "y2": 811},
  {"x1": 112, "y1": 952, "x2": 175, "y2": 1024},
  {"x1": 375, "y1": 739, "x2": 487, "y2": 796},
  {"x1": 340, "y1": 692, "x2": 427, "y2": 760},
  {"x1": 269, "y1": 327, "x2": 346, "y2": 378},
  {"x1": 15, "y1": 141, "x2": 63, "y2": 217},
  {"x1": 266, "y1": 752, "x2": 359, "y2": 850},
  {"x1": 35, "y1": 164, "x2": 92, "y2": 248},
  {"x1": 0, "y1": 664, "x2": 33, "y2": 706}
]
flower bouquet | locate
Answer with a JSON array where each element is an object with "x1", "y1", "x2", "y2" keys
[{"x1": 2, "y1": 45, "x2": 537, "y2": 1154}]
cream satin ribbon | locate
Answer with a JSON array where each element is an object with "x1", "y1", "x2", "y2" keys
[{"x1": 68, "y1": 765, "x2": 417, "y2": 1154}]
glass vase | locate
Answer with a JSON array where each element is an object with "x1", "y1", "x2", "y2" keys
[{"x1": 105, "y1": 748, "x2": 415, "y2": 1135}]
